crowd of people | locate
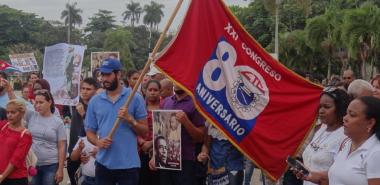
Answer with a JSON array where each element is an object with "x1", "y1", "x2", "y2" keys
[{"x1": 0, "y1": 57, "x2": 380, "y2": 185}]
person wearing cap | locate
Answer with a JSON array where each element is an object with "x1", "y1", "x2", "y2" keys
[
  {"x1": 85, "y1": 58, "x2": 148, "y2": 185},
  {"x1": 147, "y1": 64, "x2": 165, "y2": 81}
]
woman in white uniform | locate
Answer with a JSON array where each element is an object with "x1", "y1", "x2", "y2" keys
[
  {"x1": 304, "y1": 96, "x2": 380, "y2": 185},
  {"x1": 301, "y1": 87, "x2": 350, "y2": 185}
]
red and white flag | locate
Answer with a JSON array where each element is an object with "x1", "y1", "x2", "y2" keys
[{"x1": 155, "y1": 0, "x2": 322, "y2": 180}]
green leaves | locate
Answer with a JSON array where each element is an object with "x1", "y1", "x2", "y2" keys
[
  {"x1": 85, "y1": 10, "x2": 116, "y2": 33},
  {"x1": 104, "y1": 28, "x2": 135, "y2": 70}
]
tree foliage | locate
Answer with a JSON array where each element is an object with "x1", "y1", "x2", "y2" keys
[
  {"x1": 123, "y1": 1, "x2": 143, "y2": 27},
  {"x1": 61, "y1": 2, "x2": 82, "y2": 28},
  {"x1": 103, "y1": 27, "x2": 135, "y2": 70},
  {"x1": 231, "y1": 0, "x2": 380, "y2": 79},
  {"x1": 85, "y1": 9, "x2": 116, "y2": 34},
  {"x1": 143, "y1": 1, "x2": 164, "y2": 31},
  {"x1": 4, "y1": 0, "x2": 380, "y2": 79}
]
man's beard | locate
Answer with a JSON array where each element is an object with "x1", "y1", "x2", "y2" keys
[{"x1": 103, "y1": 78, "x2": 119, "y2": 91}]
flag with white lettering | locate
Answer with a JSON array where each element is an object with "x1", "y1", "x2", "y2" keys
[{"x1": 155, "y1": 0, "x2": 322, "y2": 180}]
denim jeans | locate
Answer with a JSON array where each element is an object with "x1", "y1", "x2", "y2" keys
[
  {"x1": 31, "y1": 163, "x2": 58, "y2": 185},
  {"x1": 82, "y1": 176, "x2": 96, "y2": 185},
  {"x1": 210, "y1": 139, "x2": 244, "y2": 171},
  {"x1": 207, "y1": 139, "x2": 244, "y2": 185},
  {"x1": 244, "y1": 159, "x2": 255, "y2": 185},
  {"x1": 95, "y1": 162, "x2": 139, "y2": 185}
]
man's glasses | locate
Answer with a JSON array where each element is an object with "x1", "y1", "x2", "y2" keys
[{"x1": 158, "y1": 145, "x2": 168, "y2": 150}]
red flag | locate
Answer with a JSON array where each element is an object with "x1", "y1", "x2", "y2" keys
[
  {"x1": 155, "y1": 0, "x2": 322, "y2": 180},
  {"x1": 0, "y1": 60, "x2": 12, "y2": 70},
  {"x1": 0, "y1": 60, "x2": 20, "y2": 72}
]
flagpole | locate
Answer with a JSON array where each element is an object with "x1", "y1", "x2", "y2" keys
[{"x1": 107, "y1": 0, "x2": 184, "y2": 139}]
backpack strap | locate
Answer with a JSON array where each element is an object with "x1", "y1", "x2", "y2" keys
[
  {"x1": 1, "y1": 122, "x2": 10, "y2": 131},
  {"x1": 1, "y1": 122, "x2": 28, "y2": 138},
  {"x1": 20, "y1": 129, "x2": 28, "y2": 138}
]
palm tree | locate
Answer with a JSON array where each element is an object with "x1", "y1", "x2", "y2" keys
[
  {"x1": 305, "y1": 8, "x2": 344, "y2": 79},
  {"x1": 280, "y1": 30, "x2": 318, "y2": 72},
  {"x1": 122, "y1": 1, "x2": 143, "y2": 28},
  {"x1": 143, "y1": 1, "x2": 164, "y2": 31},
  {"x1": 143, "y1": 1, "x2": 164, "y2": 48},
  {"x1": 341, "y1": 2, "x2": 380, "y2": 79},
  {"x1": 61, "y1": 2, "x2": 83, "y2": 43}
]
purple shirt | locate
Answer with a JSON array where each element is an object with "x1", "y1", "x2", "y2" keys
[{"x1": 161, "y1": 95, "x2": 205, "y2": 161}]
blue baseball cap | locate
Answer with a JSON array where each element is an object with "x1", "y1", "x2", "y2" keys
[{"x1": 99, "y1": 58, "x2": 122, "y2": 73}]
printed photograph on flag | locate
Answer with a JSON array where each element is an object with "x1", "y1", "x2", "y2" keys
[
  {"x1": 43, "y1": 43, "x2": 85, "y2": 106},
  {"x1": 8, "y1": 53, "x2": 39, "y2": 72},
  {"x1": 90, "y1": 51, "x2": 119, "y2": 73},
  {"x1": 153, "y1": 110, "x2": 181, "y2": 170}
]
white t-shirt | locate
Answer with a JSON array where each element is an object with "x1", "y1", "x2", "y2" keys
[
  {"x1": 328, "y1": 135, "x2": 380, "y2": 185},
  {"x1": 302, "y1": 124, "x2": 346, "y2": 185},
  {"x1": 204, "y1": 121, "x2": 227, "y2": 141},
  {"x1": 73, "y1": 137, "x2": 96, "y2": 177}
]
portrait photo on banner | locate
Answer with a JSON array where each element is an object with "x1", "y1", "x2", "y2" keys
[
  {"x1": 153, "y1": 110, "x2": 182, "y2": 170},
  {"x1": 9, "y1": 53, "x2": 39, "y2": 72},
  {"x1": 43, "y1": 43, "x2": 85, "y2": 106}
]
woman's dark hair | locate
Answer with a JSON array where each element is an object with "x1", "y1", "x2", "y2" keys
[
  {"x1": 35, "y1": 79, "x2": 51, "y2": 91},
  {"x1": 35, "y1": 90, "x2": 55, "y2": 114},
  {"x1": 146, "y1": 80, "x2": 161, "y2": 90},
  {"x1": 357, "y1": 96, "x2": 380, "y2": 141},
  {"x1": 321, "y1": 87, "x2": 351, "y2": 123},
  {"x1": 122, "y1": 69, "x2": 139, "y2": 87},
  {"x1": 27, "y1": 72, "x2": 39, "y2": 81}
]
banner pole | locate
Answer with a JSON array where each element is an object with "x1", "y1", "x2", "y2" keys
[{"x1": 107, "y1": 0, "x2": 184, "y2": 139}]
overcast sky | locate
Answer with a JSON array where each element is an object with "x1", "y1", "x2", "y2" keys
[{"x1": 1, "y1": 0, "x2": 250, "y2": 30}]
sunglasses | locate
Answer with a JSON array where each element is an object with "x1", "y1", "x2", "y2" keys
[
  {"x1": 322, "y1": 86, "x2": 338, "y2": 99},
  {"x1": 35, "y1": 89, "x2": 53, "y2": 100}
]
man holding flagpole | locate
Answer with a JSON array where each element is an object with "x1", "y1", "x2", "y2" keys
[{"x1": 85, "y1": 58, "x2": 148, "y2": 185}]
